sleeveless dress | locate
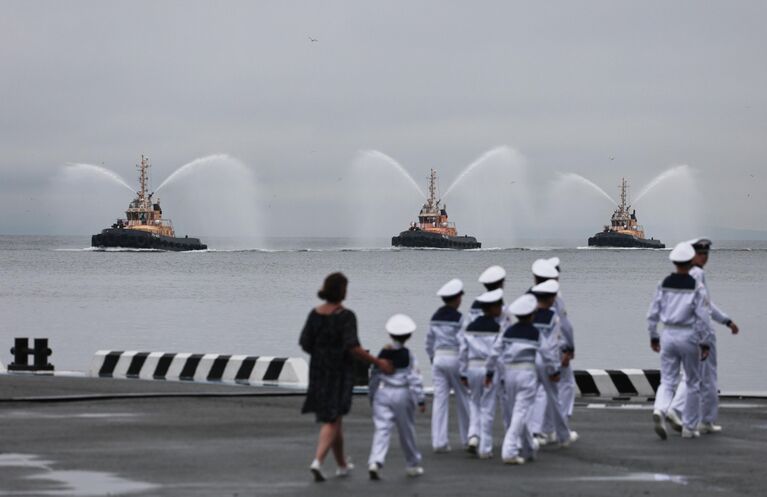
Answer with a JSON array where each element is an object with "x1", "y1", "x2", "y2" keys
[{"x1": 299, "y1": 308, "x2": 360, "y2": 422}]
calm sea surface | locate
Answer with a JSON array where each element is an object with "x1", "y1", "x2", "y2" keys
[{"x1": 2, "y1": 236, "x2": 765, "y2": 393}]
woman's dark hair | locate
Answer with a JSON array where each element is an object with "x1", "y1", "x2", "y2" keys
[{"x1": 318, "y1": 272, "x2": 348, "y2": 303}]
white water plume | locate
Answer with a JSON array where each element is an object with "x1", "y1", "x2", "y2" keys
[
  {"x1": 439, "y1": 146, "x2": 532, "y2": 246},
  {"x1": 543, "y1": 173, "x2": 615, "y2": 239},
  {"x1": 443, "y1": 146, "x2": 516, "y2": 199},
  {"x1": 357, "y1": 150, "x2": 426, "y2": 198},
  {"x1": 634, "y1": 164, "x2": 692, "y2": 205},
  {"x1": 344, "y1": 150, "x2": 428, "y2": 243},
  {"x1": 631, "y1": 164, "x2": 702, "y2": 242},
  {"x1": 557, "y1": 173, "x2": 617, "y2": 205},
  {"x1": 155, "y1": 154, "x2": 233, "y2": 193},
  {"x1": 63, "y1": 163, "x2": 136, "y2": 193},
  {"x1": 155, "y1": 154, "x2": 262, "y2": 237}
]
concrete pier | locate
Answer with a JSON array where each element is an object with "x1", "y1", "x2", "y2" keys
[{"x1": 1, "y1": 374, "x2": 765, "y2": 496}]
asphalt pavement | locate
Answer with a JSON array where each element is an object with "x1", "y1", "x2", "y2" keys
[{"x1": 1, "y1": 374, "x2": 766, "y2": 496}]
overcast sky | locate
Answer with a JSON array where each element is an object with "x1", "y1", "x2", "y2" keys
[{"x1": 1, "y1": 1, "x2": 765, "y2": 241}]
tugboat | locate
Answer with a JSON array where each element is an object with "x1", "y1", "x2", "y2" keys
[
  {"x1": 91, "y1": 156, "x2": 207, "y2": 251},
  {"x1": 392, "y1": 169, "x2": 481, "y2": 249},
  {"x1": 587, "y1": 178, "x2": 664, "y2": 249}
]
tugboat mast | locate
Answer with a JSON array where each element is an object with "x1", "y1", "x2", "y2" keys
[
  {"x1": 618, "y1": 177, "x2": 629, "y2": 213},
  {"x1": 137, "y1": 155, "x2": 151, "y2": 209},
  {"x1": 427, "y1": 168, "x2": 438, "y2": 210}
]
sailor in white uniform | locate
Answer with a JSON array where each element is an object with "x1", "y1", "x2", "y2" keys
[
  {"x1": 528, "y1": 259, "x2": 575, "y2": 445},
  {"x1": 647, "y1": 242, "x2": 713, "y2": 440},
  {"x1": 426, "y1": 278, "x2": 470, "y2": 452},
  {"x1": 368, "y1": 314, "x2": 426, "y2": 479},
  {"x1": 667, "y1": 238, "x2": 739, "y2": 434},
  {"x1": 467, "y1": 265, "x2": 512, "y2": 431},
  {"x1": 468, "y1": 265, "x2": 507, "y2": 323},
  {"x1": 459, "y1": 288, "x2": 504, "y2": 458},
  {"x1": 486, "y1": 293, "x2": 545, "y2": 464},
  {"x1": 546, "y1": 257, "x2": 576, "y2": 419},
  {"x1": 529, "y1": 278, "x2": 578, "y2": 446}
]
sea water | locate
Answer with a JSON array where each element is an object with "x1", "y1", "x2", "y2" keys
[{"x1": 1, "y1": 236, "x2": 765, "y2": 392}]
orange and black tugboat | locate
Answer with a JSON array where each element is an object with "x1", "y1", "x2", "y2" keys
[
  {"x1": 91, "y1": 156, "x2": 207, "y2": 251},
  {"x1": 588, "y1": 178, "x2": 664, "y2": 249},
  {"x1": 392, "y1": 169, "x2": 481, "y2": 249}
]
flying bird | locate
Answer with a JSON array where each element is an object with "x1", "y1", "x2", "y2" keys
[{"x1": 308, "y1": 36, "x2": 318, "y2": 42}]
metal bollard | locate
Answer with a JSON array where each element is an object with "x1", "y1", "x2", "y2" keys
[
  {"x1": 33, "y1": 338, "x2": 53, "y2": 371},
  {"x1": 10, "y1": 337, "x2": 30, "y2": 370},
  {"x1": 8, "y1": 337, "x2": 54, "y2": 372}
]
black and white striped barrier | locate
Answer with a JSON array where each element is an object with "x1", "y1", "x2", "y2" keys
[
  {"x1": 575, "y1": 369, "x2": 659, "y2": 399},
  {"x1": 90, "y1": 351, "x2": 308, "y2": 388},
  {"x1": 88, "y1": 352, "x2": 657, "y2": 398}
]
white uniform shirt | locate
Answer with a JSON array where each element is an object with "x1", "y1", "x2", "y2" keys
[
  {"x1": 531, "y1": 307, "x2": 563, "y2": 376},
  {"x1": 690, "y1": 266, "x2": 732, "y2": 326},
  {"x1": 646, "y1": 272, "x2": 712, "y2": 345},
  {"x1": 458, "y1": 314, "x2": 502, "y2": 376},
  {"x1": 369, "y1": 343, "x2": 426, "y2": 405},
  {"x1": 553, "y1": 295, "x2": 575, "y2": 354},
  {"x1": 486, "y1": 321, "x2": 550, "y2": 376},
  {"x1": 425, "y1": 305, "x2": 464, "y2": 361}
]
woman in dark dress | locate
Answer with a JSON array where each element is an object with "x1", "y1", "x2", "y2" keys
[{"x1": 300, "y1": 272, "x2": 393, "y2": 482}]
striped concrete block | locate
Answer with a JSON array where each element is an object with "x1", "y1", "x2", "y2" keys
[
  {"x1": 574, "y1": 369, "x2": 660, "y2": 398},
  {"x1": 90, "y1": 351, "x2": 308, "y2": 387}
]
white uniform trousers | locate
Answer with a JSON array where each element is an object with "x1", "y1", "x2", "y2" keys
[
  {"x1": 466, "y1": 365, "x2": 497, "y2": 456},
  {"x1": 501, "y1": 365, "x2": 538, "y2": 460},
  {"x1": 431, "y1": 354, "x2": 470, "y2": 449},
  {"x1": 653, "y1": 327, "x2": 702, "y2": 431},
  {"x1": 528, "y1": 384, "x2": 546, "y2": 435},
  {"x1": 369, "y1": 386, "x2": 422, "y2": 468},
  {"x1": 670, "y1": 338, "x2": 718, "y2": 424},
  {"x1": 558, "y1": 364, "x2": 575, "y2": 418},
  {"x1": 531, "y1": 363, "x2": 572, "y2": 443},
  {"x1": 498, "y1": 373, "x2": 511, "y2": 431}
]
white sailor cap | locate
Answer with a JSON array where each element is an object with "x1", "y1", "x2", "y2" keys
[
  {"x1": 508, "y1": 294, "x2": 538, "y2": 316},
  {"x1": 531, "y1": 279, "x2": 560, "y2": 295},
  {"x1": 478, "y1": 265, "x2": 506, "y2": 284},
  {"x1": 476, "y1": 288, "x2": 503, "y2": 305},
  {"x1": 669, "y1": 242, "x2": 695, "y2": 263},
  {"x1": 437, "y1": 278, "x2": 464, "y2": 298},
  {"x1": 546, "y1": 257, "x2": 561, "y2": 269},
  {"x1": 385, "y1": 314, "x2": 417, "y2": 336},
  {"x1": 532, "y1": 259, "x2": 559, "y2": 279}
]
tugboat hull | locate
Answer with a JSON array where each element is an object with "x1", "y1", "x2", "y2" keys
[
  {"x1": 392, "y1": 230, "x2": 481, "y2": 250},
  {"x1": 92, "y1": 228, "x2": 207, "y2": 251},
  {"x1": 587, "y1": 231, "x2": 664, "y2": 249}
]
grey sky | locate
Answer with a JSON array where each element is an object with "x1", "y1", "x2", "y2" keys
[{"x1": 1, "y1": 1, "x2": 765, "y2": 241}]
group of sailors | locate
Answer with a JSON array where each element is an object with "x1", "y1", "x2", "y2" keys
[
  {"x1": 367, "y1": 257, "x2": 578, "y2": 478},
  {"x1": 365, "y1": 238, "x2": 738, "y2": 479},
  {"x1": 648, "y1": 238, "x2": 738, "y2": 440}
]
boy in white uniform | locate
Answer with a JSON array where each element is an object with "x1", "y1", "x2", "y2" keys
[
  {"x1": 529, "y1": 279, "x2": 578, "y2": 446},
  {"x1": 459, "y1": 288, "x2": 504, "y2": 458},
  {"x1": 647, "y1": 242, "x2": 712, "y2": 439},
  {"x1": 667, "y1": 238, "x2": 739, "y2": 434},
  {"x1": 426, "y1": 279, "x2": 470, "y2": 452},
  {"x1": 368, "y1": 314, "x2": 427, "y2": 479},
  {"x1": 486, "y1": 293, "x2": 545, "y2": 464}
]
